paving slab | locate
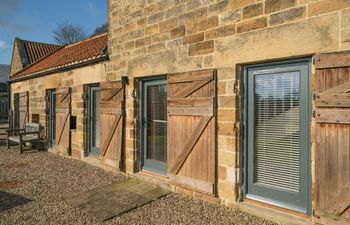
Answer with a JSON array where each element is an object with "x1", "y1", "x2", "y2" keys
[{"x1": 65, "y1": 178, "x2": 169, "y2": 221}]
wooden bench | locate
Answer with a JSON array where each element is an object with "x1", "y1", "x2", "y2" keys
[{"x1": 6, "y1": 123, "x2": 42, "y2": 153}]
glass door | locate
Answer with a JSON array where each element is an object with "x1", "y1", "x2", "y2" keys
[
  {"x1": 245, "y1": 60, "x2": 311, "y2": 214},
  {"x1": 88, "y1": 85, "x2": 100, "y2": 156},
  {"x1": 48, "y1": 90, "x2": 56, "y2": 146},
  {"x1": 141, "y1": 78, "x2": 168, "y2": 175}
]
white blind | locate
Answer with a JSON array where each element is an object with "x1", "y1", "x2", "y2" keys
[{"x1": 254, "y1": 72, "x2": 300, "y2": 192}]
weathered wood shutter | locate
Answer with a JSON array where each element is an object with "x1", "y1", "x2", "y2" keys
[
  {"x1": 55, "y1": 87, "x2": 71, "y2": 154},
  {"x1": 167, "y1": 69, "x2": 216, "y2": 195},
  {"x1": 314, "y1": 51, "x2": 350, "y2": 225},
  {"x1": 18, "y1": 91, "x2": 29, "y2": 128},
  {"x1": 100, "y1": 81, "x2": 124, "y2": 169}
]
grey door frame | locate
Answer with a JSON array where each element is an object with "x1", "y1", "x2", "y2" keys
[
  {"x1": 243, "y1": 58, "x2": 312, "y2": 215},
  {"x1": 87, "y1": 84, "x2": 100, "y2": 157},
  {"x1": 139, "y1": 77, "x2": 168, "y2": 175},
  {"x1": 48, "y1": 89, "x2": 56, "y2": 147}
]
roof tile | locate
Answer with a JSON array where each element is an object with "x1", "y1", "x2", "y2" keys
[{"x1": 14, "y1": 33, "x2": 108, "y2": 78}]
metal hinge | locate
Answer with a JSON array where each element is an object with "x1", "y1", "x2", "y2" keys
[
  {"x1": 313, "y1": 110, "x2": 316, "y2": 118},
  {"x1": 82, "y1": 92, "x2": 88, "y2": 100}
]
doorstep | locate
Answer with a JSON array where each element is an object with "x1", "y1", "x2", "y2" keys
[
  {"x1": 81, "y1": 156, "x2": 120, "y2": 173},
  {"x1": 130, "y1": 170, "x2": 172, "y2": 192},
  {"x1": 238, "y1": 199, "x2": 312, "y2": 225}
]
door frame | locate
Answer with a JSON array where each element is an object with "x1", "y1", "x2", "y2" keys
[
  {"x1": 14, "y1": 93, "x2": 19, "y2": 129},
  {"x1": 139, "y1": 76, "x2": 168, "y2": 175},
  {"x1": 87, "y1": 84, "x2": 100, "y2": 157},
  {"x1": 48, "y1": 89, "x2": 56, "y2": 147},
  {"x1": 243, "y1": 58, "x2": 312, "y2": 215}
]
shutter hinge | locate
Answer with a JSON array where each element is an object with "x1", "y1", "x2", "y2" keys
[
  {"x1": 82, "y1": 93, "x2": 88, "y2": 100},
  {"x1": 312, "y1": 57, "x2": 316, "y2": 65},
  {"x1": 313, "y1": 110, "x2": 316, "y2": 118},
  {"x1": 121, "y1": 76, "x2": 128, "y2": 85}
]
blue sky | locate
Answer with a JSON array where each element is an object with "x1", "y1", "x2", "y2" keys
[{"x1": 0, "y1": 0, "x2": 107, "y2": 65}]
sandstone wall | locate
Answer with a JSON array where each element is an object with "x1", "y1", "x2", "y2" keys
[
  {"x1": 10, "y1": 62, "x2": 107, "y2": 158},
  {"x1": 108, "y1": 0, "x2": 350, "y2": 206}
]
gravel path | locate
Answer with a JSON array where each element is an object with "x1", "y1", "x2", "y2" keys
[{"x1": 0, "y1": 147, "x2": 276, "y2": 225}]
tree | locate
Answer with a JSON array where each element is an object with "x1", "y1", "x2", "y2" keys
[
  {"x1": 53, "y1": 23, "x2": 86, "y2": 45},
  {"x1": 91, "y1": 23, "x2": 108, "y2": 37}
]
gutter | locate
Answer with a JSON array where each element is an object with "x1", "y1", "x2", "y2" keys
[{"x1": 10, "y1": 55, "x2": 109, "y2": 83}]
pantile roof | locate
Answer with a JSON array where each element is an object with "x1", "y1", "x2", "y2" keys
[
  {"x1": 21, "y1": 40, "x2": 61, "y2": 65},
  {"x1": 13, "y1": 33, "x2": 108, "y2": 78}
]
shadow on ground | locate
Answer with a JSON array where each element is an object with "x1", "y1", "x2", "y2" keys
[{"x1": 0, "y1": 191, "x2": 32, "y2": 212}]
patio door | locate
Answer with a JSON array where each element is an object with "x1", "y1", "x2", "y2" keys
[
  {"x1": 141, "y1": 78, "x2": 168, "y2": 175},
  {"x1": 48, "y1": 90, "x2": 56, "y2": 146},
  {"x1": 245, "y1": 60, "x2": 311, "y2": 214},
  {"x1": 88, "y1": 85, "x2": 100, "y2": 156}
]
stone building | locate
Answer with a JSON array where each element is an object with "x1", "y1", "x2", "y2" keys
[{"x1": 9, "y1": 0, "x2": 350, "y2": 224}]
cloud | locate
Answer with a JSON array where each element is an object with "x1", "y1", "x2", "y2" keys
[
  {"x1": 0, "y1": 41, "x2": 7, "y2": 49},
  {"x1": 87, "y1": 2, "x2": 99, "y2": 16}
]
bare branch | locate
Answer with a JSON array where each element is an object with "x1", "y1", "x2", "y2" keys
[{"x1": 53, "y1": 23, "x2": 86, "y2": 45}]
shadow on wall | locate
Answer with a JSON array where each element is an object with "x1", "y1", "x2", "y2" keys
[{"x1": 0, "y1": 190, "x2": 32, "y2": 212}]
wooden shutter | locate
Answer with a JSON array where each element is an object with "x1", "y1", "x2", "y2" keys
[
  {"x1": 100, "y1": 81, "x2": 124, "y2": 169},
  {"x1": 167, "y1": 69, "x2": 216, "y2": 195},
  {"x1": 18, "y1": 91, "x2": 29, "y2": 129},
  {"x1": 314, "y1": 51, "x2": 350, "y2": 225},
  {"x1": 55, "y1": 87, "x2": 71, "y2": 154}
]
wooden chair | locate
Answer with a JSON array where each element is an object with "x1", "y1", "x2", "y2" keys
[{"x1": 6, "y1": 123, "x2": 42, "y2": 153}]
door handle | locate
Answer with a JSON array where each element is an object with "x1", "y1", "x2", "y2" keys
[{"x1": 142, "y1": 117, "x2": 147, "y2": 127}]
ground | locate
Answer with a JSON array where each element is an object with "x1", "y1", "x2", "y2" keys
[{"x1": 0, "y1": 146, "x2": 276, "y2": 225}]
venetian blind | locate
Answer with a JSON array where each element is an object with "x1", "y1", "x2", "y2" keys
[
  {"x1": 254, "y1": 72, "x2": 300, "y2": 192},
  {"x1": 146, "y1": 84, "x2": 167, "y2": 162}
]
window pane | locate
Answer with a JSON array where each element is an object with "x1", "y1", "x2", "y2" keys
[
  {"x1": 254, "y1": 72, "x2": 300, "y2": 192},
  {"x1": 146, "y1": 84, "x2": 167, "y2": 162}
]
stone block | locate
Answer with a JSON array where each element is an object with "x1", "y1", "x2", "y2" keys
[
  {"x1": 219, "y1": 9, "x2": 241, "y2": 25},
  {"x1": 170, "y1": 26, "x2": 186, "y2": 38},
  {"x1": 166, "y1": 4, "x2": 186, "y2": 19},
  {"x1": 159, "y1": 18, "x2": 178, "y2": 32},
  {"x1": 145, "y1": 24, "x2": 159, "y2": 35},
  {"x1": 342, "y1": 8, "x2": 350, "y2": 28},
  {"x1": 183, "y1": 32, "x2": 204, "y2": 45},
  {"x1": 341, "y1": 29, "x2": 350, "y2": 49},
  {"x1": 308, "y1": 0, "x2": 350, "y2": 17},
  {"x1": 218, "y1": 165, "x2": 227, "y2": 180},
  {"x1": 188, "y1": 40, "x2": 214, "y2": 56},
  {"x1": 218, "y1": 108, "x2": 238, "y2": 122},
  {"x1": 218, "y1": 122, "x2": 235, "y2": 136},
  {"x1": 264, "y1": 0, "x2": 297, "y2": 14},
  {"x1": 148, "y1": 12, "x2": 165, "y2": 24},
  {"x1": 242, "y1": 2, "x2": 263, "y2": 19},
  {"x1": 186, "y1": 0, "x2": 202, "y2": 11},
  {"x1": 237, "y1": 16, "x2": 267, "y2": 33},
  {"x1": 269, "y1": 6, "x2": 306, "y2": 26},
  {"x1": 217, "y1": 181, "x2": 237, "y2": 200},
  {"x1": 197, "y1": 16, "x2": 219, "y2": 31},
  {"x1": 135, "y1": 36, "x2": 152, "y2": 48},
  {"x1": 205, "y1": 24, "x2": 236, "y2": 39}
]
